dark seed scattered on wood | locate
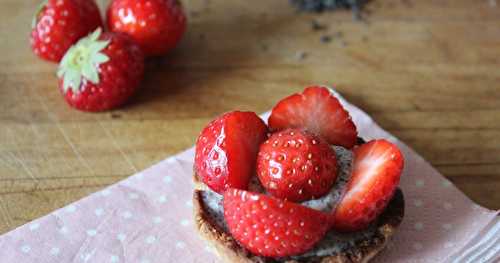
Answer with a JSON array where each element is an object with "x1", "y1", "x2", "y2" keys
[
  {"x1": 401, "y1": 0, "x2": 413, "y2": 8},
  {"x1": 320, "y1": 35, "x2": 332, "y2": 43},
  {"x1": 311, "y1": 19, "x2": 328, "y2": 31},
  {"x1": 296, "y1": 51, "x2": 309, "y2": 60},
  {"x1": 290, "y1": 0, "x2": 368, "y2": 19}
]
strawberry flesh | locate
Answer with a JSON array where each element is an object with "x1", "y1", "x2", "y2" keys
[
  {"x1": 223, "y1": 188, "x2": 331, "y2": 257},
  {"x1": 332, "y1": 139, "x2": 404, "y2": 232},
  {"x1": 257, "y1": 129, "x2": 338, "y2": 202},
  {"x1": 269, "y1": 86, "x2": 358, "y2": 148},
  {"x1": 195, "y1": 111, "x2": 268, "y2": 194}
]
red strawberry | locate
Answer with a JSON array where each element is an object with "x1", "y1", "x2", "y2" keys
[
  {"x1": 332, "y1": 139, "x2": 404, "y2": 232},
  {"x1": 195, "y1": 111, "x2": 268, "y2": 194},
  {"x1": 224, "y1": 188, "x2": 331, "y2": 257},
  {"x1": 257, "y1": 129, "x2": 338, "y2": 202},
  {"x1": 107, "y1": 0, "x2": 187, "y2": 57},
  {"x1": 57, "y1": 29, "x2": 144, "y2": 112},
  {"x1": 269, "y1": 86, "x2": 358, "y2": 148},
  {"x1": 30, "y1": 0, "x2": 103, "y2": 62}
]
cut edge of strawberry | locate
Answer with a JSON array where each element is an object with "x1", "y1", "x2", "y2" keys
[
  {"x1": 269, "y1": 85, "x2": 358, "y2": 148},
  {"x1": 332, "y1": 139, "x2": 404, "y2": 232},
  {"x1": 346, "y1": 140, "x2": 404, "y2": 200},
  {"x1": 224, "y1": 112, "x2": 268, "y2": 191},
  {"x1": 194, "y1": 111, "x2": 268, "y2": 194}
]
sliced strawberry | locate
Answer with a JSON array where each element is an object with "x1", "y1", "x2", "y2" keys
[
  {"x1": 332, "y1": 139, "x2": 404, "y2": 232},
  {"x1": 257, "y1": 129, "x2": 338, "y2": 202},
  {"x1": 223, "y1": 188, "x2": 331, "y2": 257},
  {"x1": 268, "y1": 86, "x2": 358, "y2": 148},
  {"x1": 194, "y1": 111, "x2": 268, "y2": 194}
]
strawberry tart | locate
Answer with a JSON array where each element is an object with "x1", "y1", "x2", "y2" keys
[{"x1": 192, "y1": 86, "x2": 405, "y2": 262}]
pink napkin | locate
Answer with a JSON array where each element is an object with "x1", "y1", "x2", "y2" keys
[{"x1": 0, "y1": 92, "x2": 498, "y2": 263}]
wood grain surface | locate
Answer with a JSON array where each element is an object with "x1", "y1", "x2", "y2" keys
[{"x1": 0, "y1": 0, "x2": 499, "y2": 234}]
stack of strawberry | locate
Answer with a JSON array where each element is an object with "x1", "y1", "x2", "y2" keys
[
  {"x1": 30, "y1": 0, "x2": 186, "y2": 111},
  {"x1": 195, "y1": 86, "x2": 405, "y2": 257}
]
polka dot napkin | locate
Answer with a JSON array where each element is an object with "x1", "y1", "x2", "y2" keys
[{"x1": 0, "y1": 91, "x2": 498, "y2": 263}]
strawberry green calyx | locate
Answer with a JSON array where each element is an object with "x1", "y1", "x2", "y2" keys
[
  {"x1": 32, "y1": 0, "x2": 49, "y2": 28},
  {"x1": 57, "y1": 28, "x2": 110, "y2": 94}
]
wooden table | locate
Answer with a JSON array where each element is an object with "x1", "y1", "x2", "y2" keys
[{"x1": 0, "y1": 0, "x2": 499, "y2": 234}]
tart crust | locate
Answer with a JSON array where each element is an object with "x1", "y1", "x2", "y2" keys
[{"x1": 193, "y1": 188, "x2": 404, "y2": 263}]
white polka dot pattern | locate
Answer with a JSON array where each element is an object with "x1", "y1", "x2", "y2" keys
[
  {"x1": 95, "y1": 208, "x2": 104, "y2": 217},
  {"x1": 158, "y1": 195, "x2": 167, "y2": 203},
  {"x1": 21, "y1": 245, "x2": 31, "y2": 254},
  {"x1": 117, "y1": 233, "x2": 126, "y2": 242},
  {"x1": 59, "y1": 226, "x2": 69, "y2": 235},
  {"x1": 29, "y1": 223, "x2": 40, "y2": 231},
  {"x1": 153, "y1": 217, "x2": 162, "y2": 224},
  {"x1": 121, "y1": 211, "x2": 133, "y2": 219},
  {"x1": 86, "y1": 229, "x2": 97, "y2": 236},
  {"x1": 65, "y1": 205, "x2": 76, "y2": 213},
  {"x1": 50, "y1": 247, "x2": 60, "y2": 256},
  {"x1": 145, "y1": 236, "x2": 157, "y2": 244},
  {"x1": 175, "y1": 241, "x2": 186, "y2": 249}
]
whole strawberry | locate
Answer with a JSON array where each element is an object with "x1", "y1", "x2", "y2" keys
[
  {"x1": 224, "y1": 188, "x2": 331, "y2": 257},
  {"x1": 257, "y1": 129, "x2": 338, "y2": 202},
  {"x1": 30, "y1": 0, "x2": 103, "y2": 62},
  {"x1": 195, "y1": 111, "x2": 268, "y2": 194},
  {"x1": 57, "y1": 29, "x2": 144, "y2": 112},
  {"x1": 107, "y1": 0, "x2": 187, "y2": 57}
]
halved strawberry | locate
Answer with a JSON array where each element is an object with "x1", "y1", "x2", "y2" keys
[
  {"x1": 257, "y1": 129, "x2": 338, "y2": 202},
  {"x1": 268, "y1": 86, "x2": 357, "y2": 148},
  {"x1": 332, "y1": 139, "x2": 404, "y2": 232},
  {"x1": 223, "y1": 188, "x2": 331, "y2": 257},
  {"x1": 194, "y1": 111, "x2": 268, "y2": 194}
]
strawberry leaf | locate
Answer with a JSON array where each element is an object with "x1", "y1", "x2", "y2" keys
[{"x1": 57, "y1": 28, "x2": 110, "y2": 94}]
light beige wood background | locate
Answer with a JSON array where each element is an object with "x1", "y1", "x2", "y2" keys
[{"x1": 0, "y1": 0, "x2": 499, "y2": 234}]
